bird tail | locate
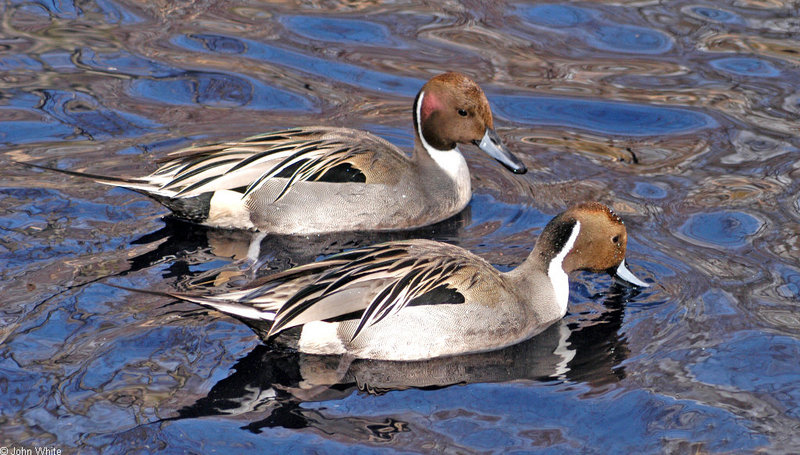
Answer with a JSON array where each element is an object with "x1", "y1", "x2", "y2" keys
[
  {"x1": 12, "y1": 160, "x2": 149, "y2": 187},
  {"x1": 106, "y1": 283, "x2": 278, "y2": 338},
  {"x1": 13, "y1": 160, "x2": 214, "y2": 223}
]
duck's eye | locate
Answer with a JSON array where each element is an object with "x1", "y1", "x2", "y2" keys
[
  {"x1": 612, "y1": 235, "x2": 620, "y2": 244},
  {"x1": 457, "y1": 108, "x2": 468, "y2": 117}
]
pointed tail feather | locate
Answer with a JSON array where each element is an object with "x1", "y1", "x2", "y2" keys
[
  {"x1": 106, "y1": 283, "x2": 277, "y2": 323},
  {"x1": 14, "y1": 160, "x2": 216, "y2": 222},
  {"x1": 12, "y1": 160, "x2": 148, "y2": 186}
]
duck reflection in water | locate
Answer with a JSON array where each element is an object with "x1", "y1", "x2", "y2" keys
[
  {"x1": 125, "y1": 206, "x2": 470, "y2": 284},
  {"x1": 158, "y1": 283, "x2": 636, "y2": 439}
]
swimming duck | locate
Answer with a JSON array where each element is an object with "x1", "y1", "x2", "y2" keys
[
  {"x1": 32, "y1": 72, "x2": 526, "y2": 234},
  {"x1": 156, "y1": 202, "x2": 649, "y2": 361}
]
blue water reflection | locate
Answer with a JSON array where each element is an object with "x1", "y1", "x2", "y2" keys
[
  {"x1": 328, "y1": 383, "x2": 768, "y2": 452},
  {"x1": 175, "y1": 33, "x2": 423, "y2": 96},
  {"x1": 679, "y1": 211, "x2": 762, "y2": 248},
  {"x1": 189, "y1": 34, "x2": 246, "y2": 54},
  {"x1": 93, "y1": 0, "x2": 143, "y2": 24},
  {"x1": 3, "y1": 0, "x2": 800, "y2": 452},
  {"x1": 0, "y1": 54, "x2": 44, "y2": 71},
  {"x1": 39, "y1": 50, "x2": 78, "y2": 71},
  {"x1": 687, "y1": 6, "x2": 745, "y2": 25},
  {"x1": 469, "y1": 194, "x2": 551, "y2": 237},
  {"x1": 519, "y1": 4, "x2": 593, "y2": 27},
  {"x1": 10, "y1": 0, "x2": 79, "y2": 18},
  {"x1": 700, "y1": 290, "x2": 737, "y2": 316},
  {"x1": 12, "y1": 0, "x2": 144, "y2": 23},
  {"x1": 778, "y1": 266, "x2": 800, "y2": 299},
  {"x1": 632, "y1": 182, "x2": 668, "y2": 200},
  {"x1": 0, "y1": 121, "x2": 75, "y2": 144},
  {"x1": 692, "y1": 332, "x2": 800, "y2": 419},
  {"x1": 130, "y1": 72, "x2": 314, "y2": 111},
  {"x1": 0, "y1": 89, "x2": 159, "y2": 142},
  {"x1": 281, "y1": 15, "x2": 395, "y2": 46},
  {"x1": 517, "y1": 4, "x2": 673, "y2": 54},
  {"x1": 78, "y1": 48, "x2": 180, "y2": 77},
  {"x1": 493, "y1": 95, "x2": 716, "y2": 136},
  {"x1": 40, "y1": 89, "x2": 159, "y2": 138},
  {"x1": 710, "y1": 57, "x2": 781, "y2": 78},
  {"x1": 592, "y1": 25, "x2": 673, "y2": 54}
]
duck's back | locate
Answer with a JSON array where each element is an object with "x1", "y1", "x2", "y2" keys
[{"x1": 146, "y1": 127, "x2": 465, "y2": 233}]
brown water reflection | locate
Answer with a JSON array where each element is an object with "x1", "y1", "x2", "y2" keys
[{"x1": 1, "y1": 0, "x2": 800, "y2": 452}]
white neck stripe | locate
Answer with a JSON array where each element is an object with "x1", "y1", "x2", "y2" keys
[
  {"x1": 415, "y1": 91, "x2": 464, "y2": 182},
  {"x1": 548, "y1": 220, "x2": 581, "y2": 316},
  {"x1": 415, "y1": 91, "x2": 443, "y2": 153}
]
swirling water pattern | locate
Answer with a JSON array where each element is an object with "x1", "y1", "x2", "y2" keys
[{"x1": 1, "y1": 0, "x2": 799, "y2": 452}]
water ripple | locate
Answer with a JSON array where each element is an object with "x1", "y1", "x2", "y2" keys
[
  {"x1": 516, "y1": 3, "x2": 674, "y2": 55},
  {"x1": 684, "y1": 6, "x2": 746, "y2": 25},
  {"x1": 3, "y1": 1, "x2": 800, "y2": 452},
  {"x1": 129, "y1": 72, "x2": 315, "y2": 111},
  {"x1": 77, "y1": 48, "x2": 180, "y2": 77},
  {"x1": 678, "y1": 210, "x2": 763, "y2": 249},
  {"x1": 174, "y1": 33, "x2": 424, "y2": 96},
  {"x1": 39, "y1": 89, "x2": 160, "y2": 138},
  {"x1": 710, "y1": 56, "x2": 782, "y2": 78},
  {"x1": 281, "y1": 15, "x2": 397, "y2": 46},
  {"x1": 493, "y1": 95, "x2": 717, "y2": 136},
  {"x1": 0, "y1": 89, "x2": 159, "y2": 143}
]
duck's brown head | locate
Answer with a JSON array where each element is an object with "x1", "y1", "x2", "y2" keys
[{"x1": 413, "y1": 72, "x2": 526, "y2": 174}]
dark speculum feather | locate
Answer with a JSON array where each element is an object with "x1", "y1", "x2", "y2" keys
[
  {"x1": 323, "y1": 310, "x2": 364, "y2": 323},
  {"x1": 407, "y1": 285, "x2": 465, "y2": 307},
  {"x1": 350, "y1": 259, "x2": 455, "y2": 341},
  {"x1": 161, "y1": 158, "x2": 241, "y2": 189},
  {"x1": 274, "y1": 160, "x2": 305, "y2": 178},
  {"x1": 305, "y1": 146, "x2": 366, "y2": 183},
  {"x1": 378, "y1": 269, "x2": 421, "y2": 310}
]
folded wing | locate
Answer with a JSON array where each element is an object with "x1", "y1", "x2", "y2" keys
[
  {"x1": 193, "y1": 240, "x2": 481, "y2": 342},
  {"x1": 117, "y1": 127, "x2": 407, "y2": 200}
]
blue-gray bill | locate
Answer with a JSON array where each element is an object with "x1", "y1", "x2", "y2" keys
[
  {"x1": 475, "y1": 128, "x2": 527, "y2": 174},
  {"x1": 613, "y1": 259, "x2": 650, "y2": 287}
]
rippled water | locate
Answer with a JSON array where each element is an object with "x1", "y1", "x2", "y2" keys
[{"x1": 2, "y1": 0, "x2": 799, "y2": 453}]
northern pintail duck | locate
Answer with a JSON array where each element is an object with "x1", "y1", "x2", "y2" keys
[
  {"x1": 153, "y1": 202, "x2": 650, "y2": 361},
  {"x1": 39, "y1": 72, "x2": 526, "y2": 234}
]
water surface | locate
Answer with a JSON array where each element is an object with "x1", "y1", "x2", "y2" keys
[{"x1": 2, "y1": 0, "x2": 800, "y2": 453}]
